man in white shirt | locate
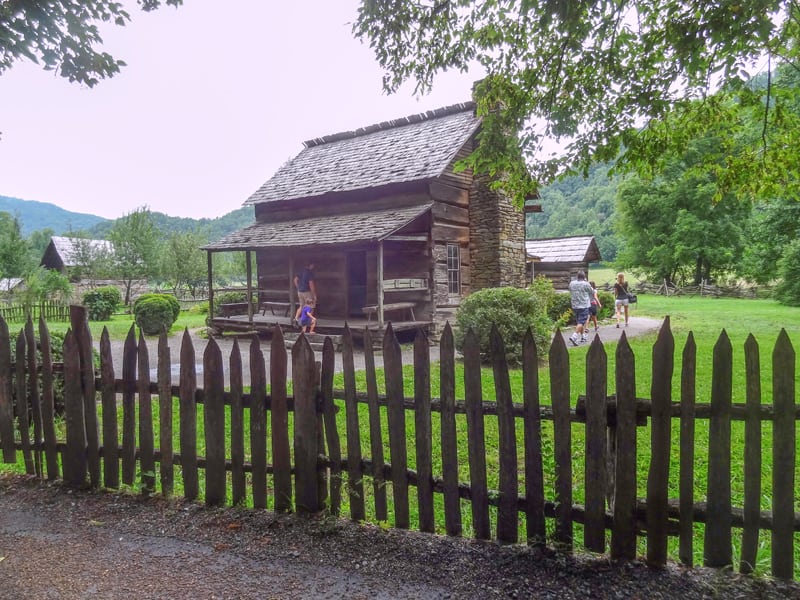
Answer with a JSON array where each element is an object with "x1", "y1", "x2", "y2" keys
[{"x1": 568, "y1": 270, "x2": 594, "y2": 346}]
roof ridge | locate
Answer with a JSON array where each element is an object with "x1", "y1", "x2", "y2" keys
[{"x1": 303, "y1": 101, "x2": 476, "y2": 148}]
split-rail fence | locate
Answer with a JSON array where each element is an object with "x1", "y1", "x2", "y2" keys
[{"x1": 0, "y1": 306, "x2": 796, "y2": 581}]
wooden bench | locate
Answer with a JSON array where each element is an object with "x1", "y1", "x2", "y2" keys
[
  {"x1": 260, "y1": 301, "x2": 292, "y2": 317},
  {"x1": 361, "y1": 302, "x2": 416, "y2": 323}
]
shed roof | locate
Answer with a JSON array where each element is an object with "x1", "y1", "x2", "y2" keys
[
  {"x1": 525, "y1": 235, "x2": 602, "y2": 263},
  {"x1": 48, "y1": 236, "x2": 114, "y2": 267},
  {"x1": 204, "y1": 203, "x2": 432, "y2": 251},
  {"x1": 245, "y1": 103, "x2": 480, "y2": 205}
]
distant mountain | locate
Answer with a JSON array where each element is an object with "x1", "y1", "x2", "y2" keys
[
  {"x1": 0, "y1": 195, "x2": 109, "y2": 236},
  {"x1": 87, "y1": 206, "x2": 255, "y2": 241},
  {"x1": 0, "y1": 194, "x2": 255, "y2": 243}
]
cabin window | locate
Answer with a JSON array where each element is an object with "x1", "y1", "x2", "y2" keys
[{"x1": 447, "y1": 243, "x2": 461, "y2": 294}]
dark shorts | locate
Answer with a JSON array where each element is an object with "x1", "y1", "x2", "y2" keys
[
  {"x1": 574, "y1": 307, "x2": 590, "y2": 325},
  {"x1": 299, "y1": 316, "x2": 313, "y2": 327},
  {"x1": 589, "y1": 304, "x2": 598, "y2": 316}
]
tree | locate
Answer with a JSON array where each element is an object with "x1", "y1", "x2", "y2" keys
[
  {"x1": 354, "y1": 1, "x2": 799, "y2": 203},
  {"x1": 616, "y1": 135, "x2": 751, "y2": 285},
  {"x1": 0, "y1": 1, "x2": 182, "y2": 87},
  {"x1": 16, "y1": 266, "x2": 72, "y2": 309},
  {"x1": 62, "y1": 236, "x2": 115, "y2": 284},
  {"x1": 160, "y1": 230, "x2": 208, "y2": 298},
  {"x1": 739, "y1": 198, "x2": 800, "y2": 285},
  {"x1": 0, "y1": 212, "x2": 33, "y2": 277},
  {"x1": 108, "y1": 207, "x2": 161, "y2": 305}
]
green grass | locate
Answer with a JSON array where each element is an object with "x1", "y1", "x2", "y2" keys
[
  {"x1": 2, "y1": 295, "x2": 798, "y2": 577},
  {"x1": 40, "y1": 309, "x2": 210, "y2": 340}
]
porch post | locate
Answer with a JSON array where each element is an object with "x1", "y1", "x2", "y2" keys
[
  {"x1": 246, "y1": 250, "x2": 253, "y2": 324},
  {"x1": 288, "y1": 256, "x2": 295, "y2": 319},
  {"x1": 207, "y1": 251, "x2": 214, "y2": 319},
  {"x1": 378, "y1": 241, "x2": 385, "y2": 326}
]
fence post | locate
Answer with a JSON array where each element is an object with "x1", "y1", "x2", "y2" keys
[
  {"x1": 550, "y1": 330, "x2": 573, "y2": 550},
  {"x1": 611, "y1": 333, "x2": 637, "y2": 561},
  {"x1": 270, "y1": 326, "x2": 291, "y2": 512},
  {"x1": 38, "y1": 316, "x2": 59, "y2": 480},
  {"x1": 704, "y1": 330, "x2": 733, "y2": 569},
  {"x1": 464, "y1": 329, "x2": 490, "y2": 540},
  {"x1": 584, "y1": 336, "x2": 607, "y2": 553},
  {"x1": 522, "y1": 329, "x2": 545, "y2": 546},
  {"x1": 647, "y1": 317, "x2": 674, "y2": 568},
  {"x1": 62, "y1": 330, "x2": 87, "y2": 487},
  {"x1": 440, "y1": 324, "x2": 462, "y2": 536},
  {"x1": 679, "y1": 333, "x2": 697, "y2": 566},
  {"x1": 491, "y1": 325, "x2": 518, "y2": 544},
  {"x1": 341, "y1": 325, "x2": 365, "y2": 520},
  {"x1": 771, "y1": 329, "x2": 795, "y2": 580},
  {"x1": 740, "y1": 334, "x2": 761, "y2": 574},
  {"x1": 0, "y1": 317, "x2": 13, "y2": 463},
  {"x1": 70, "y1": 305, "x2": 100, "y2": 488},
  {"x1": 384, "y1": 323, "x2": 409, "y2": 529},
  {"x1": 292, "y1": 333, "x2": 321, "y2": 513}
]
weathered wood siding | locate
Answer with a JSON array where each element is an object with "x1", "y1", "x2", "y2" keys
[{"x1": 530, "y1": 261, "x2": 591, "y2": 290}]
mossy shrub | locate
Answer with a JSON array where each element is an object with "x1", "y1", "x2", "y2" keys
[
  {"x1": 454, "y1": 286, "x2": 553, "y2": 365},
  {"x1": 133, "y1": 294, "x2": 178, "y2": 335},
  {"x1": 82, "y1": 286, "x2": 122, "y2": 321}
]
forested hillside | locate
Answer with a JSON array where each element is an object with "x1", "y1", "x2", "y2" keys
[
  {"x1": 526, "y1": 163, "x2": 622, "y2": 263},
  {"x1": 0, "y1": 195, "x2": 254, "y2": 243},
  {"x1": 0, "y1": 195, "x2": 107, "y2": 236},
  {"x1": 87, "y1": 206, "x2": 254, "y2": 241}
]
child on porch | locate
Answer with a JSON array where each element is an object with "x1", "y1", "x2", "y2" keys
[{"x1": 298, "y1": 298, "x2": 316, "y2": 334}]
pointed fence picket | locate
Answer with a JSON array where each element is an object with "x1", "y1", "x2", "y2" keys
[{"x1": 0, "y1": 308, "x2": 797, "y2": 582}]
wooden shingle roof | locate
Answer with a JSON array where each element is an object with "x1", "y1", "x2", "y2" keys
[
  {"x1": 525, "y1": 235, "x2": 601, "y2": 263},
  {"x1": 47, "y1": 236, "x2": 113, "y2": 267},
  {"x1": 245, "y1": 103, "x2": 480, "y2": 205},
  {"x1": 204, "y1": 203, "x2": 432, "y2": 251}
]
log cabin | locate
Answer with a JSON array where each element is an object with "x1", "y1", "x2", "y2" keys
[
  {"x1": 204, "y1": 102, "x2": 527, "y2": 339},
  {"x1": 525, "y1": 235, "x2": 602, "y2": 289}
]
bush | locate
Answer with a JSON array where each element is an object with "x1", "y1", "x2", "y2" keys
[
  {"x1": 83, "y1": 286, "x2": 122, "y2": 321},
  {"x1": 774, "y1": 239, "x2": 800, "y2": 306},
  {"x1": 133, "y1": 294, "x2": 178, "y2": 335},
  {"x1": 596, "y1": 290, "x2": 615, "y2": 319},
  {"x1": 454, "y1": 286, "x2": 554, "y2": 365}
]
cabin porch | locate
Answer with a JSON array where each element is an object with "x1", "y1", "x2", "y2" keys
[{"x1": 207, "y1": 311, "x2": 434, "y2": 346}]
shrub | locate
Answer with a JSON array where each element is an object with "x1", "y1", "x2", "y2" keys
[
  {"x1": 83, "y1": 286, "x2": 122, "y2": 321},
  {"x1": 454, "y1": 286, "x2": 554, "y2": 365},
  {"x1": 133, "y1": 294, "x2": 178, "y2": 335},
  {"x1": 596, "y1": 290, "x2": 615, "y2": 319},
  {"x1": 774, "y1": 238, "x2": 800, "y2": 306}
]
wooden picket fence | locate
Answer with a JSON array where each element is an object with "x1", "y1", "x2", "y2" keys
[
  {"x1": 0, "y1": 307, "x2": 796, "y2": 580},
  {"x1": 0, "y1": 301, "x2": 70, "y2": 323}
]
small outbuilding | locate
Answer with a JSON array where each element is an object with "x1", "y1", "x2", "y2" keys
[
  {"x1": 525, "y1": 235, "x2": 602, "y2": 289},
  {"x1": 40, "y1": 236, "x2": 113, "y2": 279}
]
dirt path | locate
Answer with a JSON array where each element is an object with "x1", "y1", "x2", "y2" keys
[
  {"x1": 103, "y1": 316, "x2": 663, "y2": 387},
  {"x1": 2, "y1": 474, "x2": 796, "y2": 600}
]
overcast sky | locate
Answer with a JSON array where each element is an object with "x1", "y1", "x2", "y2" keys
[{"x1": 0, "y1": 1, "x2": 480, "y2": 221}]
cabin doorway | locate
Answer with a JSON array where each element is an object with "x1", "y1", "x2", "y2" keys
[{"x1": 346, "y1": 251, "x2": 367, "y2": 317}]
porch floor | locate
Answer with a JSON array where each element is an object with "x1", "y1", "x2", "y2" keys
[{"x1": 208, "y1": 313, "x2": 432, "y2": 342}]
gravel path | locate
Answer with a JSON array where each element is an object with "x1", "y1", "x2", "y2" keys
[
  {"x1": 2, "y1": 474, "x2": 798, "y2": 599},
  {"x1": 102, "y1": 315, "x2": 663, "y2": 387}
]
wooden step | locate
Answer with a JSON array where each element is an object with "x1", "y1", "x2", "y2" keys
[{"x1": 283, "y1": 332, "x2": 342, "y2": 352}]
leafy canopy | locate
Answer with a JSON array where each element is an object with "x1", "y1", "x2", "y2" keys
[
  {"x1": 0, "y1": 0, "x2": 182, "y2": 87},
  {"x1": 354, "y1": 1, "x2": 798, "y2": 203}
]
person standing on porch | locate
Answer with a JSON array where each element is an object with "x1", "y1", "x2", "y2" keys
[
  {"x1": 293, "y1": 262, "x2": 317, "y2": 325},
  {"x1": 568, "y1": 270, "x2": 594, "y2": 346}
]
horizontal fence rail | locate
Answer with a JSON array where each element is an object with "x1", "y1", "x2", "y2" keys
[{"x1": 0, "y1": 307, "x2": 796, "y2": 581}]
